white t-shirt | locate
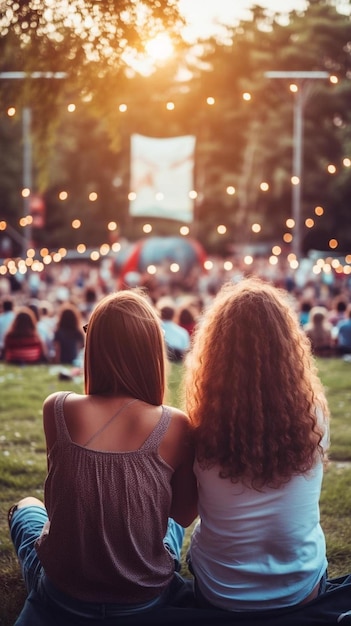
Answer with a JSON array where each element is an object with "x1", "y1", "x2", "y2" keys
[{"x1": 190, "y1": 450, "x2": 328, "y2": 611}]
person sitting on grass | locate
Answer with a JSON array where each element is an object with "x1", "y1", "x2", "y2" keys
[
  {"x1": 303, "y1": 305, "x2": 335, "y2": 357},
  {"x1": 4, "y1": 306, "x2": 47, "y2": 365},
  {"x1": 157, "y1": 299, "x2": 190, "y2": 363},
  {"x1": 8, "y1": 289, "x2": 198, "y2": 625},
  {"x1": 52, "y1": 301, "x2": 85, "y2": 365},
  {"x1": 184, "y1": 278, "x2": 351, "y2": 613}
]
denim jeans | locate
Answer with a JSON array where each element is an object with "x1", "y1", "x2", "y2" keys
[{"x1": 10, "y1": 504, "x2": 186, "y2": 620}]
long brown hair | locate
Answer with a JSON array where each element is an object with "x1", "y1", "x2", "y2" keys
[
  {"x1": 7, "y1": 307, "x2": 38, "y2": 338},
  {"x1": 84, "y1": 289, "x2": 166, "y2": 405},
  {"x1": 184, "y1": 278, "x2": 329, "y2": 488}
]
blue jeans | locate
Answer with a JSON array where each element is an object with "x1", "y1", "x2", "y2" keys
[{"x1": 10, "y1": 505, "x2": 186, "y2": 620}]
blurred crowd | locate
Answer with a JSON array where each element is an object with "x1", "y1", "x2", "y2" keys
[{"x1": 1, "y1": 252, "x2": 351, "y2": 367}]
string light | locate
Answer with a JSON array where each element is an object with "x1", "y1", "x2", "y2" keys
[
  {"x1": 19, "y1": 216, "x2": 32, "y2": 227},
  {"x1": 217, "y1": 225, "x2": 227, "y2": 234},
  {"x1": 100, "y1": 243, "x2": 110, "y2": 255},
  {"x1": 1, "y1": 85, "x2": 350, "y2": 275}
]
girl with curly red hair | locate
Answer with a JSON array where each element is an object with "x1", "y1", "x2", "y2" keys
[{"x1": 185, "y1": 277, "x2": 331, "y2": 612}]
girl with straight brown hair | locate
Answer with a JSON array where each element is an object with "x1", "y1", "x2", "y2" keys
[{"x1": 9, "y1": 289, "x2": 198, "y2": 624}]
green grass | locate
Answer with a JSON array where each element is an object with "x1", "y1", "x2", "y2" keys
[
  {"x1": 315, "y1": 358, "x2": 351, "y2": 460},
  {"x1": 1, "y1": 359, "x2": 351, "y2": 625}
]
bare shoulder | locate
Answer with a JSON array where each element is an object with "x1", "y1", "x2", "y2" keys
[
  {"x1": 43, "y1": 391, "x2": 61, "y2": 415},
  {"x1": 43, "y1": 391, "x2": 74, "y2": 414},
  {"x1": 163, "y1": 404, "x2": 193, "y2": 431},
  {"x1": 43, "y1": 391, "x2": 75, "y2": 432},
  {"x1": 160, "y1": 405, "x2": 195, "y2": 465}
]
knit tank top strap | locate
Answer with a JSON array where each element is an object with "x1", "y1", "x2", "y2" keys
[
  {"x1": 139, "y1": 405, "x2": 172, "y2": 452},
  {"x1": 54, "y1": 391, "x2": 73, "y2": 444}
]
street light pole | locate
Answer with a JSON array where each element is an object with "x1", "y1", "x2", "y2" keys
[
  {"x1": 264, "y1": 71, "x2": 329, "y2": 260},
  {"x1": 0, "y1": 71, "x2": 67, "y2": 257},
  {"x1": 22, "y1": 106, "x2": 32, "y2": 254}
]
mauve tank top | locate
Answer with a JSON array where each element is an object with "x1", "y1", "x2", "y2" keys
[{"x1": 36, "y1": 391, "x2": 175, "y2": 603}]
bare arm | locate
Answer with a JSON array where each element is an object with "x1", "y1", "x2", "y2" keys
[
  {"x1": 42, "y1": 392, "x2": 60, "y2": 471},
  {"x1": 167, "y1": 415, "x2": 198, "y2": 527}
]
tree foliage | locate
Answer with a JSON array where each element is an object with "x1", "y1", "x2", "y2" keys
[{"x1": 0, "y1": 1, "x2": 184, "y2": 69}]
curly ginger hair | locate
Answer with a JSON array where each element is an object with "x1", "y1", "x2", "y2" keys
[{"x1": 184, "y1": 278, "x2": 329, "y2": 489}]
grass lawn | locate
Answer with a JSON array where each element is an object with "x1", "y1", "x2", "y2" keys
[{"x1": 1, "y1": 358, "x2": 351, "y2": 625}]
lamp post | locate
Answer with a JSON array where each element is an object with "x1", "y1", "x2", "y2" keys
[
  {"x1": 264, "y1": 71, "x2": 329, "y2": 260},
  {"x1": 0, "y1": 71, "x2": 67, "y2": 257}
]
